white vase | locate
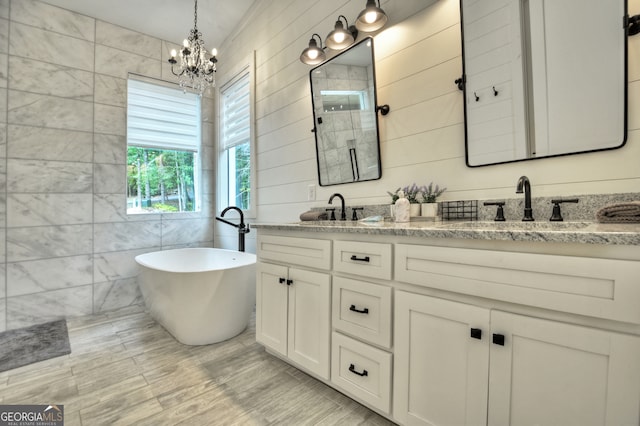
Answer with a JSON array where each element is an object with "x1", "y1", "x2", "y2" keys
[
  {"x1": 410, "y1": 204, "x2": 421, "y2": 217},
  {"x1": 421, "y1": 202, "x2": 438, "y2": 218},
  {"x1": 394, "y1": 196, "x2": 411, "y2": 223}
]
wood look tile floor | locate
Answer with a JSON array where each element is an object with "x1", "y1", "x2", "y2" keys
[{"x1": 0, "y1": 306, "x2": 395, "y2": 425}]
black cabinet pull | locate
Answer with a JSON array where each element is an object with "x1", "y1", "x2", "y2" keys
[
  {"x1": 286, "y1": 279, "x2": 293, "y2": 286},
  {"x1": 279, "y1": 277, "x2": 285, "y2": 284},
  {"x1": 349, "y1": 304, "x2": 369, "y2": 314},
  {"x1": 348, "y1": 364, "x2": 368, "y2": 377},
  {"x1": 470, "y1": 328, "x2": 482, "y2": 340},
  {"x1": 492, "y1": 333, "x2": 505, "y2": 346},
  {"x1": 350, "y1": 255, "x2": 370, "y2": 262}
]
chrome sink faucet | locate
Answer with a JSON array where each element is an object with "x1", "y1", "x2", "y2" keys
[
  {"x1": 515, "y1": 176, "x2": 534, "y2": 221},
  {"x1": 329, "y1": 193, "x2": 346, "y2": 221}
]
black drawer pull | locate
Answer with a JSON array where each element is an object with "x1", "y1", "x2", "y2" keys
[
  {"x1": 349, "y1": 304, "x2": 369, "y2": 314},
  {"x1": 492, "y1": 333, "x2": 505, "y2": 346},
  {"x1": 286, "y1": 279, "x2": 293, "y2": 286},
  {"x1": 278, "y1": 277, "x2": 286, "y2": 284},
  {"x1": 350, "y1": 255, "x2": 370, "y2": 262},
  {"x1": 348, "y1": 364, "x2": 368, "y2": 377},
  {"x1": 470, "y1": 328, "x2": 482, "y2": 340}
]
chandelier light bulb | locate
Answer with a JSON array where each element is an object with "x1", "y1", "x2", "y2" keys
[
  {"x1": 211, "y1": 48, "x2": 217, "y2": 56},
  {"x1": 183, "y1": 39, "x2": 189, "y2": 48},
  {"x1": 170, "y1": 49, "x2": 177, "y2": 58}
]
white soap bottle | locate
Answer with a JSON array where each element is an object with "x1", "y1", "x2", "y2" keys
[{"x1": 394, "y1": 190, "x2": 410, "y2": 223}]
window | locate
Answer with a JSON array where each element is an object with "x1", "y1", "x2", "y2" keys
[
  {"x1": 126, "y1": 77, "x2": 201, "y2": 214},
  {"x1": 219, "y1": 64, "x2": 254, "y2": 215}
]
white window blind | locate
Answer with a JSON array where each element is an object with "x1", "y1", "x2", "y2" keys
[
  {"x1": 127, "y1": 78, "x2": 201, "y2": 151},
  {"x1": 221, "y1": 72, "x2": 250, "y2": 150}
]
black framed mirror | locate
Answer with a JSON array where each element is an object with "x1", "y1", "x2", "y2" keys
[
  {"x1": 310, "y1": 37, "x2": 382, "y2": 186},
  {"x1": 461, "y1": 0, "x2": 628, "y2": 167}
]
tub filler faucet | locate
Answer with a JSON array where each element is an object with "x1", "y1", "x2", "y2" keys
[{"x1": 216, "y1": 206, "x2": 250, "y2": 252}]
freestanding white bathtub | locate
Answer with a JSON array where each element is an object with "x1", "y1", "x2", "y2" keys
[{"x1": 135, "y1": 248, "x2": 256, "y2": 345}]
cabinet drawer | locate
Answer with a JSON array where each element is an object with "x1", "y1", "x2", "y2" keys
[
  {"x1": 331, "y1": 332, "x2": 392, "y2": 414},
  {"x1": 257, "y1": 235, "x2": 331, "y2": 270},
  {"x1": 333, "y1": 276, "x2": 392, "y2": 348},
  {"x1": 333, "y1": 240, "x2": 392, "y2": 280},
  {"x1": 396, "y1": 244, "x2": 640, "y2": 324}
]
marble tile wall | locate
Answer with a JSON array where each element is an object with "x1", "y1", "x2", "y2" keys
[{"x1": 0, "y1": 0, "x2": 216, "y2": 331}]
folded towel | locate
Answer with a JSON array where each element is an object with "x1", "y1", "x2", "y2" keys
[
  {"x1": 299, "y1": 210, "x2": 328, "y2": 221},
  {"x1": 596, "y1": 201, "x2": 640, "y2": 223}
]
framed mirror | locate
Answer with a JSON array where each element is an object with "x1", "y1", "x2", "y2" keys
[
  {"x1": 310, "y1": 37, "x2": 382, "y2": 186},
  {"x1": 461, "y1": 0, "x2": 628, "y2": 167}
]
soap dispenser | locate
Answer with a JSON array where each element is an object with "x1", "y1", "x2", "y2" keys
[{"x1": 394, "y1": 190, "x2": 410, "y2": 223}]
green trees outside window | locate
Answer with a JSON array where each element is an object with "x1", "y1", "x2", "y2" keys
[
  {"x1": 127, "y1": 147, "x2": 197, "y2": 213},
  {"x1": 231, "y1": 142, "x2": 251, "y2": 210}
]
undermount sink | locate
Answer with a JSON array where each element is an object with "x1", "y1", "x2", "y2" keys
[{"x1": 438, "y1": 221, "x2": 593, "y2": 231}]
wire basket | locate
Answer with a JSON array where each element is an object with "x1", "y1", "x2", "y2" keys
[{"x1": 440, "y1": 200, "x2": 478, "y2": 221}]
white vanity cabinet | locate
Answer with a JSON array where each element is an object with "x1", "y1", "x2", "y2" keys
[
  {"x1": 254, "y1": 225, "x2": 640, "y2": 426},
  {"x1": 330, "y1": 240, "x2": 394, "y2": 414},
  {"x1": 488, "y1": 311, "x2": 640, "y2": 426},
  {"x1": 393, "y1": 292, "x2": 490, "y2": 425},
  {"x1": 256, "y1": 235, "x2": 332, "y2": 379},
  {"x1": 394, "y1": 292, "x2": 640, "y2": 426},
  {"x1": 393, "y1": 243, "x2": 640, "y2": 426}
]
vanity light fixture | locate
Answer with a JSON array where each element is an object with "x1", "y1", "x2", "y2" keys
[
  {"x1": 355, "y1": 0, "x2": 388, "y2": 32},
  {"x1": 300, "y1": 34, "x2": 327, "y2": 65},
  {"x1": 326, "y1": 15, "x2": 358, "y2": 50},
  {"x1": 168, "y1": 0, "x2": 218, "y2": 95}
]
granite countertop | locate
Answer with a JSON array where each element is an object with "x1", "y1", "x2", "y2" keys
[{"x1": 252, "y1": 220, "x2": 640, "y2": 246}]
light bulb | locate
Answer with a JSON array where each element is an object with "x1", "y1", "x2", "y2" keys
[
  {"x1": 365, "y1": 11, "x2": 377, "y2": 24},
  {"x1": 170, "y1": 49, "x2": 177, "y2": 58},
  {"x1": 183, "y1": 39, "x2": 189, "y2": 48},
  {"x1": 334, "y1": 32, "x2": 346, "y2": 43},
  {"x1": 211, "y1": 48, "x2": 217, "y2": 56},
  {"x1": 308, "y1": 49, "x2": 319, "y2": 60}
]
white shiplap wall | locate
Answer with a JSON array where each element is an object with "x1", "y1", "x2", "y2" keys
[{"x1": 215, "y1": 0, "x2": 640, "y2": 251}]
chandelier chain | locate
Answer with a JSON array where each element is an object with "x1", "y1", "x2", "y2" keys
[{"x1": 194, "y1": 0, "x2": 198, "y2": 30}]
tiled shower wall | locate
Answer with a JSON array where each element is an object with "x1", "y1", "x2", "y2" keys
[
  {"x1": 0, "y1": 0, "x2": 216, "y2": 331},
  {"x1": 313, "y1": 62, "x2": 378, "y2": 184}
]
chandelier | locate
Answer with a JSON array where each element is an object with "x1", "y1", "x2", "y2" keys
[{"x1": 168, "y1": 0, "x2": 218, "y2": 95}]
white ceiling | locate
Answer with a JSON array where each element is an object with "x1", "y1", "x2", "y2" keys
[{"x1": 40, "y1": 0, "x2": 255, "y2": 49}]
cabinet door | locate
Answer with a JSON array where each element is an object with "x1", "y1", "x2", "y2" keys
[
  {"x1": 394, "y1": 292, "x2": 490, "y2": 426},
  {"x1": 287, "y1": 267, "x2": 331, "y2": 380},
  {"x1": 256, "y1": 262, "x2": 288, "y2": 356},
  {"x1": 489, "y1": 311, "x2": 640, "y2": 426}
]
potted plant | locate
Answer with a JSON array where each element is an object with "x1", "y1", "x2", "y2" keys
[
  {"x1": 387, "y1": 187, "x2": 400, "y2": 217},
  {"x1": 420, "y1": 182, "x2": 446, "y2": 217},
  {"x1": 403, "y1": 183, "x2": 422, "y2": 217}
]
